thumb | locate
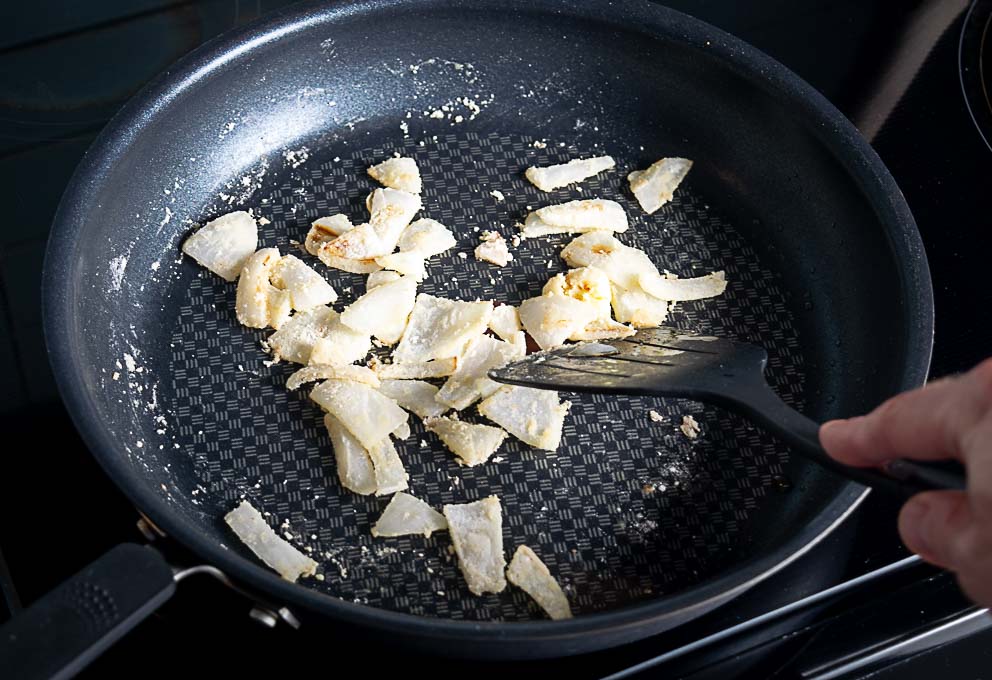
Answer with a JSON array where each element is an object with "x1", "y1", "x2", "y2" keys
[{"x1": 898, "y1": 491, "x2": 973, "y2": 570}]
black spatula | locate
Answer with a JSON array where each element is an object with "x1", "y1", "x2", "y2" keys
[{"x1": 489, "y1": 327, "x2": 965, "y2": 497}]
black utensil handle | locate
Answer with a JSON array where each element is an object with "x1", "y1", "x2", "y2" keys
[
  {"x1": 738, "y1": 382, "x2": 966, "y2": 498},
  {"x1": 0, "y1": 543, "x2": 176, "y2": 680}
]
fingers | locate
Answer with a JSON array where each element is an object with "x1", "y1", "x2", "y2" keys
[
  {"x1": 898, "y1": 491, "x2": 992, "y2": 606},
  {"x1": 898, "y1": 491, "x2": 971, "y2": 567},
  {"x1": 820, "y1": 359, "x2": 992, "y2": 608},
  {"x1": 820, "y1": 358, "x2": 992, "y2": 468}
]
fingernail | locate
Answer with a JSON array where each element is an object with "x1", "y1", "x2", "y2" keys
[{"x1": 900, "y1": 499, "x2": 931, "y2": 555}]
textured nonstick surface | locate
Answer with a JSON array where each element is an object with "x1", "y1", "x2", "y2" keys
[{"x1": 169, "y1": 129, "x2": 804, "y2": 619}]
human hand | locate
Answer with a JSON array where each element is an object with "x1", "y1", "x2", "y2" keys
[{"x1": 820, "y1": 360, "x2": 992, "y2": 607}]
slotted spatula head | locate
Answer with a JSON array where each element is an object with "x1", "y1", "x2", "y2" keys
[
  {"x1": 489, "y1": 327, "x2": 966, "y2": 496},
  {"x1": 489, "y1": 326, "x2": 769, "y2": 404}
]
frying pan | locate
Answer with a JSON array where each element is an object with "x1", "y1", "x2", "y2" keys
[{"x1": 5, "y1": 0, "x2": 933, "y2": 675}]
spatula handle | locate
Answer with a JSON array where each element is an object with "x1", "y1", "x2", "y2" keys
[{"x1": 734, "y1": 382, "x2": 966, "y2": 498}]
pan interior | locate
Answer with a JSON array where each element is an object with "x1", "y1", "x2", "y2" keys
[{"x1": 59, "y1": 4, "x2": 911, "y2": 623}]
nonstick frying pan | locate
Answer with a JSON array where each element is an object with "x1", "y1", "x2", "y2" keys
[{"x1": 6, "y1": 0, "x2": 933, "y2": 675}]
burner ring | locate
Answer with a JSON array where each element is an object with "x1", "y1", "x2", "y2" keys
[{"x1": 960, "y1": 0, "x2": 992, "y2": 152}]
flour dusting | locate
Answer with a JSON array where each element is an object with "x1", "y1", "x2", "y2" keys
[{"x1": 108, "y1": 256, "x2": 128, "y2": 291}]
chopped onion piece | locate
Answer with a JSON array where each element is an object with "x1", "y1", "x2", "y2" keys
[
  {"x1": 488, "y1": 305, "x2": 521, "y2": 342},
  {"x1": 474, "y1": 231, "x2": 513, "y2": 267},
  {"x1": 306, "y1": 217, "x2": 384, "y2": 273},
  {"x1": 311, "y1": 214, "x2": 354, "y2": 237},
  {"x1": 324, "y1": 414, "x2": 377, "y2": 495},
  {"x1": 637, "y1": 270, "x2": 727, "y2": 302},
  {"x1": 182, "y1": 211, "x2": 258, "y2": 282},
  {"x1": 286, "y1": 363, "x2": 380, "y2": 390},
  {"x1": 367, "y1": 437, "x2": 409, "y2": 496},
  {"x1": 517, "y1": 213, "x2": 577, "y2": 239},
  {"x1": 374, "y1": 357, "x2": 458, "y2": 379},
  {"x1": 610, "y1": 283, "x2": 670, "y2": 328},
  {"x1": 267, "y1": 306, "x2": 336, "y2": 364},
  {"x1": 308, "y1": 315, "x2": 372, "y2": 366},
  {"x1": 372, "y1": 492, "x2": 447, "y2": 538},
  {"x1": 340, "y1": 276, "x2": 417, "y2": 345},
  {"x1": 366, "y1": 270, "x2": 402, "y2": 289},
  {"x1": 571, "y1": 317, "x2": 635, "y2": 341},
  {"x1": 271, "y1": 255, "x2": 338, "y2": 310},
  {"x1": 367, "y1": 157, "x2": 422, "y2": 194},
  {"x1": 560, "y1": 232, "x2": 660, "y2": 291},
  {"x1": 506, "y1": 545, "x2": 572, "y2": 620},
  {"x1": 543, "y1": 267, "x2": 613, "y2": 319},
  {"x1": 320, "y1": 252, "x2": 383, "y2": 275},
  {"x1": 225, "y1": 501, "x2": 317, "y2": 582},
  {"x1": 325, "y1": 189, "x2": 421, "y2": 260},
  {"x1": 310, "y1": 380, "x2": 407, "y2": 450},
  {"x1": 524, "y1": 155, "x2": 615, "y2": 192},
  {"x1": 478, "y1": 385, "x2": 569, "y2": 451},
  {"x1": 680, "y1": 414, "x2": 701, "y2": 439},
  {"x1": 236, "y1": 248, "x2": 290, "y2": 329},
  {"x1": 374, "y1": 251, "x2": 427, "y2": 281},
  {"x1": 436, "y1": 335, "x2": 523, "y2": 410},
  {"x1": 628, "y1": 157, "x2": 693, "y2": 214},
  {"x1": 393, "y1": 294, "x2": 493, "y2": 364},
  {"x1": 533, "y1": 199, "x2": 627, "y2": 232},
  {"x1": 397, "y1": 218, "x2": 456, "y2": 256},
  {"x1": 518, "y1": 295, "x2": 598, "y2": 350},
  {"x1": 393, "y1": 418, "x2": 411, "y2": 440},
  {"x1": 368, "y1": 187, "x2": 422, "y2": 242},
  {"x1": 321, "y1": 221, "x2": 389, "y2": 260},
  {"x1": 266, "y1": 289, "x2": 292, "y2": 330},
  {"x1": 425, "y1": 416, "x2": 506, "y2": 467},
  {"x1": 443, "y1": 496, "x2": 506, "y2": 595},
  {"x1": 378, "y1": 380, "x2": 447, "y2": 419}
]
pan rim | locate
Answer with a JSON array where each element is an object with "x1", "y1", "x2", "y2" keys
[{"x1": 42, "y1": 0, "x2": 933, "y2": 651}]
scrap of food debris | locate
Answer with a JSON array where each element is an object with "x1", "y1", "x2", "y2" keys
[
  {"x1": 680, "y1": 414, "x2": 701, "y2": 439},
  {"x1": 474, "y1": 230, "x2": 513, "y2": 266}
]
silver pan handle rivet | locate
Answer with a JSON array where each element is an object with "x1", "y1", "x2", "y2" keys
[{"x1": 248, "y1": 606, "x2": 279, "y2": 628}]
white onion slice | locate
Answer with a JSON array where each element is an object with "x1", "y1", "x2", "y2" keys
[
  {"x1": 443, "y1": 496, "x2": 506, "y2": 595},
  {"x1": 372, "y1": 492, "x2": 447, "y2": 537},
  {"x1": 224, "y1": 501, "x2": 317, "y2": 582}
]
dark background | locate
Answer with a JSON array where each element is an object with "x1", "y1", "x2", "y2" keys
[{"x1": 0, "y1": 0, "x2": 989, "y2": 677}]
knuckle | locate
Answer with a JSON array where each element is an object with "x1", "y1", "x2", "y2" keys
[
  {"x1": 871, "y1": 397, "x2": 901, "y2": 428},
  {"x1": 869, "y1": 398, "x2": 905, "y2": 449}
]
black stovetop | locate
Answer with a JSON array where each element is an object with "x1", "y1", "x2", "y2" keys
[{"x1": 1, "y1": 1, "x2": 989, "y2": 677}]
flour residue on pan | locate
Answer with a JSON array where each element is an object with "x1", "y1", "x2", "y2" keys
[{"x1": 108, "y1": 255, "x2": 128, "y2": 291}]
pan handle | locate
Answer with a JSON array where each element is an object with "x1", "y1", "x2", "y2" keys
[
  {"x1": 731, "y1": 381, "x2": 967, "y2": 498},
  {"x1": 0, "y1": 543, "x2": 176, "y2": 680}
]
